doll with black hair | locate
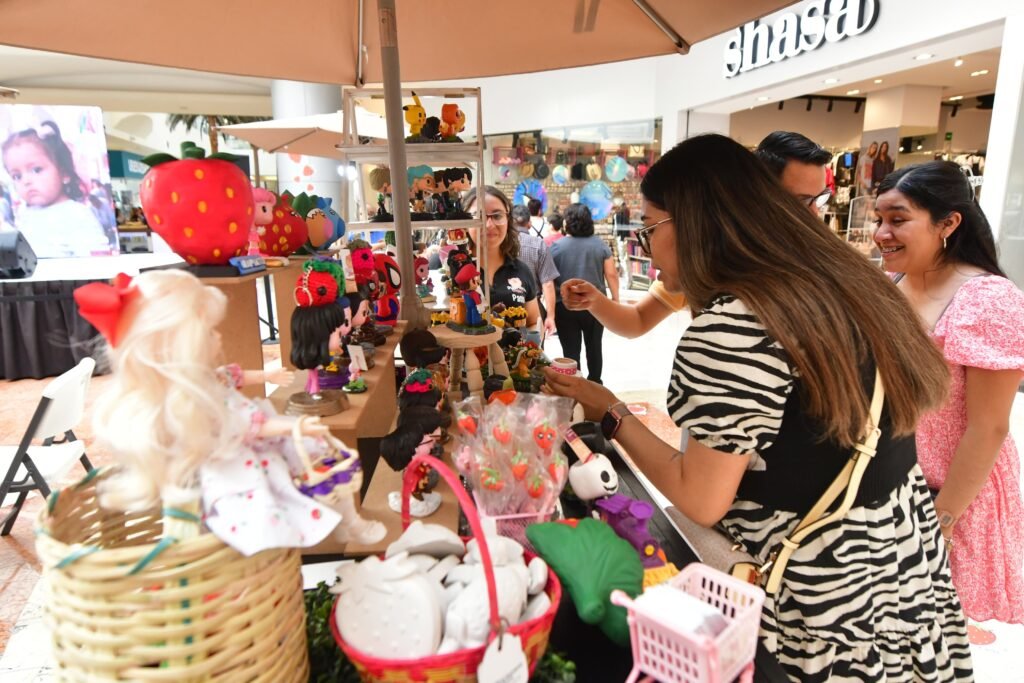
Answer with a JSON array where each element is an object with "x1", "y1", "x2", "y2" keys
[
  {"x1": 398, "y1": 368, "x2": 451, "y2": 430},
  {"x1": 380, "y1": 407, "x2": 444, "y2": 516},
  {"x1": 288, "y1": 260, "x2": 351, "y2": 415},
  {"x1": 443, "y1": 167, "x2": 473, "y2": 219}
]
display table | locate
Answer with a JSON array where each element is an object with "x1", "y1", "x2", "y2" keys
[
  {"x1": 0, "y1": 253, "x2": 183, "y2": 380},
  {"x1": 268, "y1": 321, "x2": 405, "y2": 447}
]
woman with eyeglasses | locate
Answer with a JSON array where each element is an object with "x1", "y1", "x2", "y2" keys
[
  {"x1": 464, "y1": 186, "x2": 540, "y2": 332},
  {"x1": 545, "y1": 134, "x2": 972, "y2": 682},
  {"x1": 874, "y1": 161, "x2": 1024, "y2": 625}
]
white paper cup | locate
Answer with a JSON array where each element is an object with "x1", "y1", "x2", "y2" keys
[{"x1": 550, "y1": 358, "x2": 578, "y2": 376}]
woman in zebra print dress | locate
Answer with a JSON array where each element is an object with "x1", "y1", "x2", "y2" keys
[{"x1": 545, "y1": 134, "x2": 973, "y2": 682}]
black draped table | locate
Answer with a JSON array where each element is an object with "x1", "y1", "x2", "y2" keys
[{"x1": 0, "y1": 254, "x2": 184, "y2": 380}]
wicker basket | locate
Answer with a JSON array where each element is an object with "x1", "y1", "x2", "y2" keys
[
  {"x1": 330, "y1": 454, "x2": 562, "y2": 683},
  {"x1": 35, "y1": 468, "x2": 309, "y2": 682}
]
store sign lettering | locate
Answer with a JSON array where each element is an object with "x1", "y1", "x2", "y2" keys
[
  {"x1": 723, "y1": 0, "x2": 879, "y2": 78},
  {"x1": 127, "y1": 159, "x2": 149, "y2": 176}
]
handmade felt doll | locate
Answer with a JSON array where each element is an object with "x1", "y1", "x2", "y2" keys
[
  {"x1": 290, "y1": 260, "x2": 352, "y2": 414},
  {"x1": 76, "y1": 270, "x2": 344, "y2": 556},
  {"x1": 248, "y1": 186, "x2": 277, "y2": 256}
]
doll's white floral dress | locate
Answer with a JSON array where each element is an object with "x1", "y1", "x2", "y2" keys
[{"x1": 199, "y1": 364, "x2": 341, "y2": 556}]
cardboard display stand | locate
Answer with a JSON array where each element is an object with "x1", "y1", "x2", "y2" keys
[{"x1": 203, "y1": 271, "x2": 266, "y2": 398}]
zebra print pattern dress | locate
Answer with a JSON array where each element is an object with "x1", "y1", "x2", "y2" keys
[{"x1": 667, "y1": 295, "x2": 974, "y2": 682}]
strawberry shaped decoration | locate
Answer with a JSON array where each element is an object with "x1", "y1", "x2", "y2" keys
[
  {"x1": 259, "y1": 192, "x2": 309, "y2": 257},
  {"x1": 511, "y1": 451, "x2": 528, "y2": 482},
  {"x1": 481, "y1": 467, "x2": 504, "y2": 492},
  {"x1": 140, "y1": 143, "x2": 254, "y2": 265},
  {"x1": 527, "y1": 473, "x2": 546, "y2": 499}
]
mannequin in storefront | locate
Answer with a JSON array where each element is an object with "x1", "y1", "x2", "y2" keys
[
  {"x1": 875, "y1": 161, "x2": 1024, "y2": 625},
  {"x1": 546, "y1": 134, "x2": 973, "y2": 681},
  {"x1": 560, "y1": 130, "x2": 832, "y2": 344}
]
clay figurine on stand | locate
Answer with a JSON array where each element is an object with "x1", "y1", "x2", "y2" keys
[
  {"x1": 443, "y1": 167, "x2": 473, "y2": 219},
  {"x1": 447, "y1": 263, "x2": 492, "y2": 333},
  {"x1": 402, "y1": 91, "x2": 427, "y2": 141},
  {"x1": 75, "y1": 270, "x2": 345, "y2": 556},
  {"x1": 398, "y1": 369, "x2": 451, "y2": 433},
  {"x1": 288, "y1": 261, "x2": 352, "y2": 416},
  {"x1": 368, "y1": 167, "x2": 393, "y2": 223},
  {"x1": 408, "y1": 165, "x2": 436, "y2": 219},
  {"x1": 380, "y1": 409, "x2": 445, "y2": 517},
  {"x1": 439, "y1": 103, "x2": 466, "y2": 142},
  {"x1": 248, "y1": 187, "x2": 277, "y2": 257},
  {"x1": 413, "y1": 256, "x2": 435, "y2": 303},
  {"x1": 373, "y1": 252, "x2": 402, "y2": 327}
]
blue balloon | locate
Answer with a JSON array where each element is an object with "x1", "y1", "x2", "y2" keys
[
  {"x1": 605, "y1": 156, "x2": 629, "y2": 182},
  {"x1": 579, "y1": 181, "x2": 613, "y2": 221}
]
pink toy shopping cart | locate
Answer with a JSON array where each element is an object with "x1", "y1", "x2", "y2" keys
[{"x1": 611, "y1": 563, "x2": 765, "y2": 683}]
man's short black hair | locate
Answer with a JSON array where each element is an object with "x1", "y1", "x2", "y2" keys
[
  {"x1": 755, "y1": 131, "x2": 831, "y2": 178},
  {"x1": 527, "y1": 198, "x2": 543, "y2": 217}
]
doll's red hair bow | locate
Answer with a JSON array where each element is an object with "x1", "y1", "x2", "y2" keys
[{"x1": 73, "y1": 273, "x2": 138, "y2": 347}]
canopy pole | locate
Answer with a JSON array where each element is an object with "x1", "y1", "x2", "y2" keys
[
  {"x1": 377, "y1": 0, "x2": 427, "y2": 328},
  {"x1": 252, "y1": 145, "x2": 261, "y2": 186}
]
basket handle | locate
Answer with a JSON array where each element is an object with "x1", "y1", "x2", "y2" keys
[
  {"x1": 402, "y1": 454, "x2": 500, "y2": 636},
  {"x1": 292, "y1": 417, "x2": 359, "y2": 487}
]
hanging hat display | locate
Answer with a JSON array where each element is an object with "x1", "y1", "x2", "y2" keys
[
  {"x1": 533, "y1": 154, "x2": 550, "y2": 179},
  {"x1": 586, "y1": 158, "x2": 603, "y2": 181},
  {"x1": 570, "y1": 161, "x2": 585, "y2": 181},
  {"x1": 519, "y1": 161, "x2": 535, "y2": 179}
]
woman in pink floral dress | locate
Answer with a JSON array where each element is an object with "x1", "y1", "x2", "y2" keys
[{"x1": 875, "y1": 161, "x2": 1024, "y2": 623}]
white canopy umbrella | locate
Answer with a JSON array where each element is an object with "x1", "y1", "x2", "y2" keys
[{"x1": 219, "y1": 110, "x2": 388, "y2": 158}]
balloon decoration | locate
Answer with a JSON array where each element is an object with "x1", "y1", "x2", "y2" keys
[
  {"x1": 513, "y1": 179, "x2": 548, "y2": 214},
  {"x1": 579, "y1": 181, "x2": 613, "y2": 221},
  {"x1": 551, "y1": 165, "x2": 570, "y2": 186},
  {"x1": 605, "y1": 156, "x2": 629, "y2": 182}
]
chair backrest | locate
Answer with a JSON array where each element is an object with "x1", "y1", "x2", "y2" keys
[{"x1": 34, "y1": 357, "x2": 96, "y2": 440}]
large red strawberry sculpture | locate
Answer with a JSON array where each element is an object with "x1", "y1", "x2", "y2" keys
[
  {"x1": 140, "y1": 142, "x2": 254, "y2": 265},
  {"x1": 259, "y1": 192, "x2": 309, "y2": 257}
]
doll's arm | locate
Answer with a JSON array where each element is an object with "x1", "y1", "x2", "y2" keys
[
  {"x1": 257, "y1": 414, "x2": 330, "y2": 438},
  {"x1": 241, "y1": 368, "x2": 296, "y2": 387}
]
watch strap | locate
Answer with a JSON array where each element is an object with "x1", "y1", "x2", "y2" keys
[{"x1": 601, "y1": 402, "x2": 631, "y2": 440}]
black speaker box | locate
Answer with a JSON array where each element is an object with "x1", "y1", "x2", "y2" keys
[{"x1": 0, "y1": 231, "x2": 37, "y2": 279}]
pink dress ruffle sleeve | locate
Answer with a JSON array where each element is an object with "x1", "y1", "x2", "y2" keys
[{"x1": 916, "y1": 275, "x2": 1024, "y2": 623}]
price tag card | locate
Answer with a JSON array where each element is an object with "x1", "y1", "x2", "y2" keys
[
  {"x1": 347, "y1": 344, "x2": 369, "y2": 372},
  {"x1": 477, "y1": 633, "x2": 528, "y2": 683}
]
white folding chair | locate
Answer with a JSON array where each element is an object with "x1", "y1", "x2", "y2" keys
[{"x1": 0, "y1": 357, "x2": 96, "y2": 535}]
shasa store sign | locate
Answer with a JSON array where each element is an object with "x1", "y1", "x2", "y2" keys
[{"x1": 723, "y1": 0, "x2": 879, "y2": 78}]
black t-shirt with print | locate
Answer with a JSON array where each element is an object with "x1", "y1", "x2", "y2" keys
[{"x1": 489, "y1": 257, "x2": 537, "y2": 310}]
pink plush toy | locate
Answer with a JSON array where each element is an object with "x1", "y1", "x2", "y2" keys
[{"x1": 248, "y1": 187, "x2": 278, "y2": 256}]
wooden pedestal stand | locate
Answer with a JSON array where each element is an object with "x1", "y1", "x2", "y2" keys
[
  {"x1": 203, "y1": 271, "x2": 265, "y2": 398},
  {"x1": 429, "y1": 325, "x2": 509, "y2": 401},
  {"x1": 269, "y1": 257, "x2": 311, "y2": 371}
]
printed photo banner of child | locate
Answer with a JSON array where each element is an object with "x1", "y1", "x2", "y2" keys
[{"x1": 0, "y1": 104, "x2": 118, "y2": 258}]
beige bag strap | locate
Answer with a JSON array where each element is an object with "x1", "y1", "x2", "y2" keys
[{"x1": 762, "y1": 369, "x2": 885, "y2": 594}]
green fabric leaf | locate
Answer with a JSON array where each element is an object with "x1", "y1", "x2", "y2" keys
[
  {"x1": 526, "y1": 518, "x2": 643, "y2": 646},
  {"x1": 208, "y1": 152, "x2": 243, "y2": 162},
  {"x1": 291, "y1": 192, "x2": 315, "y2": 218}
]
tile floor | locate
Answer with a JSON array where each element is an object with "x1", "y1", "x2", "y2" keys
[{"x1": 2, "y1": 287, "x2": 1022, "y2": 680}]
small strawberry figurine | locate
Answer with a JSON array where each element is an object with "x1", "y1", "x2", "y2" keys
[
  {"x1": 492, "y1": 423, "x2": 512, "y2": 445},
  {"x1": 510, "y1": 451, "x2": 528, "y2": 481},
  {"x1": 533, "y1": 422, "x2": 557, "y2": 454},
  {"x1": 140, "y1": 141, "x2": 254, "y2": 265},
  {"x1": 259, "y1": 192, "x2": 309, "y2": 257},
  {"x1": 481, "y1": 467, "x2": 504, "y2": 492},
  {"x1": 548, "y1": 453, "x2": 566, "y2": 482},
  {"x1": 457, "y1": 414, "x2": 477, "y2": 436},
  {"x1": 526, "y1": 474, "x2": 545, "y2": 499}
]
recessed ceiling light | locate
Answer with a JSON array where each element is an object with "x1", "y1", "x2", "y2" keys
[
  {"x1": 757, "y1": 96, "x2": 770, "y2": 102},
  {"x1": 846, "y1": 89, "x2": 860, "y2": 95},
  {"x1": 823, "y1": 77, "x2": 839, "y2": 84},
  {"x1": 916, "y1": 144, "x2": 923, "y2": 150},
  {"x1": 948, "y1": 95, "x2": 964, "y2": 101},
  {"x1": 954, "y1": 58, "x2": 965, "y2": 67},
  {"x1": 874, "y1": 79, "x2": 883, "y2": 84},
  {"x1": 898, "y1": 146, "x2": 905, "y2": 152},
  {"x1": 971, "y1": 69, "x2": 989, "y2": 77},
  {"x1": 914, "y1": 53, "x2": 934, "y2": 61}
]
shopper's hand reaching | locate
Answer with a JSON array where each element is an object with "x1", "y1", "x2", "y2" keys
[
  {"x1": 543, "y1": 368, "x2": 619, "y2": 422},
  {"x1": 544, "y1": 315, "x2": 556, "y2": 336},
  {"x1": 560, "y1": 278, "x2": 603, "y2": 311}
]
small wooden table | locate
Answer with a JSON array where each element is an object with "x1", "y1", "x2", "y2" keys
[
  {"x1": 268, "y1": 321, "x2": 405, "y2": 447},
  {"x1": 202, "y1": 271, "x2": 265, "y2": 398},
  {"x1": 430, "y1": 325, "x2": 509, "y2": 400}
]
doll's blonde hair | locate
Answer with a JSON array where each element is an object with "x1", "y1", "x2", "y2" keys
[{"x1": 93, "y1": 270, "x2": 248, "y2": 511}]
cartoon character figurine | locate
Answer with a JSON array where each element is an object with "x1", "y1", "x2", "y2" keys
[
  {"x1": 75, "y1": 270, "x2": 345, "y2": 556},
  {"x1": 439, "y1": 104, "x2": 466, "y2": 141},
  {"x1": 414, "y1": 256, "x2": 434, "y2": 302},
  {"x1": 368, "y1": 166, "x2": 393, "y2": 222},
  {"x1": 249, "y1": 186, "x2": 277, "y2": 256},
  {"x1": 380, "y1": 408, "x2": 445, "y2": 517},
  {"x1": 370, "y1": 252, "x2": 401, "y2": 327},
  {"x1": 402, "y1": 91, "x2": 426, "y2": 139},
  {"x1": 407, "y1": 165, "x2": 436, "y2": 214},
  {"x1": 453, "y1": 263, "x2": 485, "y2": 328},
  {"x1": 289, "y1": 261, "x2": 352, "y2": 416}
]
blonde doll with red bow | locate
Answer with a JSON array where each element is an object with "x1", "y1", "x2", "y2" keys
[{"x1": 75, "y1": 269, "x2": 350, "y2": 555}]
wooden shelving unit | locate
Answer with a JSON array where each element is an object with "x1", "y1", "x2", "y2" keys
[{"x1": 618, "y1": 233, "x2": 651, "y2": 291}]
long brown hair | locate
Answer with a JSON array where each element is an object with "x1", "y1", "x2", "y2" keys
[
  {"x1": 642, "y1": 135, "x2": 948, "y2": 446},
  {"x1": 464, "y1": 185, "x2": 519, "y2": 262}
]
